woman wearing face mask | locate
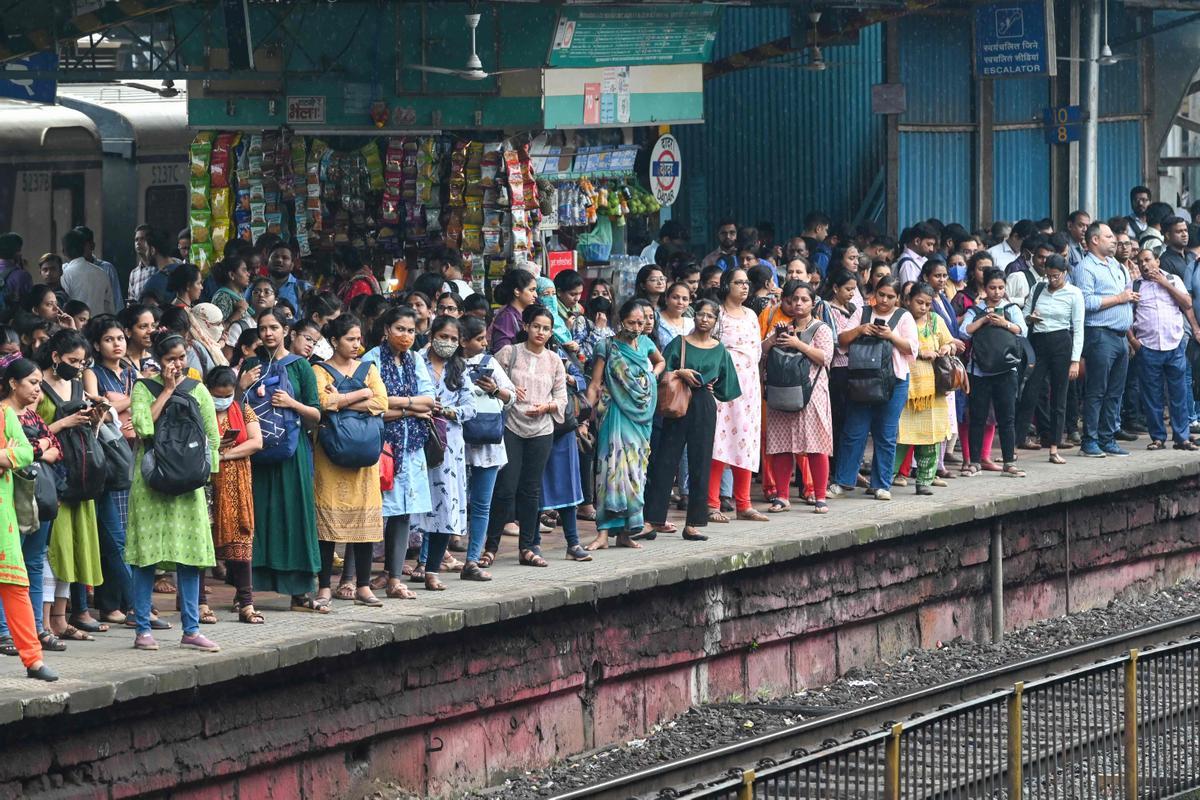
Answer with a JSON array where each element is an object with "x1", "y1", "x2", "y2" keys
[
  {"x1": 952, "y1": 252, "x2": 994, "y2": 322},
  {"x1": 584, "y1": 300, "x2": 665, "y2": 549},
  {"x1": 536, "y1": 275, "x2": 581, "y2": 360},
  {"x1": 126, "y1": 332, "x2": 221, "y2": 652},
  {"x1": 644, "y1": 299, "x2": 740, "y2": 540},
  {"x1": 302, "y1": 292, "x2": 342, "y2": 362},
  {"x1": 488, "y1": 269, "x2": 539, "y2": 353},
  {"x1": 761, "y1": 283, "x2": 835, "y2": 513},
  {"x1": 893, "y1": 283, "x2": 956, "y2": 495},
  {"x1": 312, "y1": 315, "x2": 386, "y2": 606},
  {"x1": 204, "y1": 366, "x2": 264, "y2": 623},
  {"x1": 361, "y1": 306, "x2": 435, "y2": 597},
  {"x1": 82, "y1": 317, "x2": 137, "y2": 627},
  {"x1": 459, "y1": 316, "x2": 516, "y2": 580},
  {"x1": 484, "y1": 305, "x2": 567, "y2": 567},
  {"x1": 830, "y1": 277, "x2": 918, "y2": 500},
  {"x1": 944, "y1": 253, "x2": 968, "y2": 307},
  {"x1": 38, "y1": 331, "x2": 106, "y2": 639},
  {"x1": 240, "y1": 309, "x2": 326, "y2": 612},
  {"x1": 410, "y1": 317, "x2": 477, "y2": 590},
  {"x1": 961, "y1": 268, "x2": 1027, "y2": 478},
  {"x1": 707, "y1": 268, "x2": 769, "y2": 521}
]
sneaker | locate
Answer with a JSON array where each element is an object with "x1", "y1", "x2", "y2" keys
[
  {"x1": 134, "y1": 633, "x2": 159, "y2": 651},
  {"x1": 1101, "y1": 442, "x2": 1130, "y2": 457},
  {"x1": 874, "y1": 489, "x2": 892, "y2": 501},
  {"x1": 180, "y1": 633, "x2": 221, "y2": 652},
  {"x1": 1079, "y1": 442, "x2": 1107, "y2": 458},
  {"x1": 1114, "y1": 429, "x2": 1138, "y2": 442}
]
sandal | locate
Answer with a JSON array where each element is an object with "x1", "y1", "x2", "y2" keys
[
  {"x1": 441, "y1": 554, "x2": 464, "y2": 573},
  {"x1": 960, "y1": 464, "x2": 981, "y2": 477},
  {"x1": 767, "y1": 498, "x2": 790, "y2": 513},
  {"x1": 566, "y1": 544, "x2": 593, "y2": 562},
  {"x1": 153, "y1": 576, "x2": 176, "y2": 594},
  {"x1": 69, "y1": 617, "x2": 109, "y2": 634},
  {"x1": 576, "y1": 508, "x2": 597, "y2": 522},
  {"x1": 354, "y1": 590, "x2": 383, "y2": 607},
  {"x1": 424, "y1": 574, "x2": 447, "y2": 591},
  {"x1": 0, "y1": 636, "x2": 16, "y2": 657},
  {"x1": 478, "y1": 551, "x2": 496, "y2": 568},
  {"x1": 707, "y1": 509, "x2": 730, "y2": 524},
  {"x1": 461, "y1": 562, "x2": 493, "y2": 581},
  {"x1": 682, "y1": 526, "x2": 709, "y2": 541},
  {"x1": 649, "y1": 522, "x2": 678, "y2": 534},
  {"x1": 1001, "y1": 463, "x2": 1026, "y2": 478},
  {"x1": 813, "y1": 501, "x2": 830, "y2": 514},
  {"x1": 386, "y1": 581, "x2": 417, "y2": 600},
  {"x1": 408, "y1": 566, "x2": 426, "y2": 583},
  {"x1": 980, "y1": 460, "x2": 1001, "y2": 472},
  {"x1": 334, "y1": 582, "x2": 356, "y2": 601},
  {"x1": 290, "y1": 595, "x2": 331, "y2": 614},
  {"x1": 1147, "y1": 440, "x2": 1166, "y2": 451},
  {"x1": 1048, "y1": 452, "x2": 1066, "y2": 464},
  {"x1": 237, "y1": 605, "x2": 266, "y2": 624},
  {"x1": 38, "y1": 631, "x2": 66, "y2": 651},
  {"x1": 803, "y1": 494, "x2": 816, "y2": 506},
  {"x1": 369, "y1": 573, "x2": 389, "y2": 591},
  {"x1": 630, "y1": 528, "x2": 657, "y2": 541},
  {"x1": 737, "y1": 509, "x2": 770, "y2": 522},
  {"x1": 519, "y1": 549, "x2": 549, "y2": 567},
  {"x1": 198, "y1": 605, "x2": 218, "y2": 625},
  {"x1": 58, "y1": 625, "x2": 94, "y2": 642},
  {"x1": 1173, "y1": 440, "x2": 1199, "y2": 451}
]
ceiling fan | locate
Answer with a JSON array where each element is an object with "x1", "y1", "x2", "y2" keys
[
  {"x1": 409, "y1": 12, "x2": 536, "y2": 81},
  {"x1": 755, "y1": 12, "x2": 839, "y2": 72},
  {"x1": 1057, "y1": 0, "x2": 1134, "y2": 66},
  {"x1": 124, "y1": 79, "x2": 180, "y2": 98}
]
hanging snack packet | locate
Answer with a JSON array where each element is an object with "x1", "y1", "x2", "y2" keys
[
  {"x1": 361, "y1": 141, "x2": 384, "y2": 191},
  {"x1": 189, "y1": 133, "x2": 213, "y2": 178},
  {"x1": 190, "y1": 176, "x2": 210, "y2": 211},
  {"x1": 189, "y1": 209, "x2": 211, "y2": 243},
  {"x1": 189, "y1": 242, "x2": 214, "y2": 272}
]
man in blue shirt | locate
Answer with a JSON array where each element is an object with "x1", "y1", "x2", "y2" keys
[
  {"x1": 250, "y1": 241, "x2": 311, "y2": 312},
  {"x1": 1074, "y1": 222, "x2": 1138, "y2": 457},
  {"x1": 1066, "y1": 210, "x2": 1091, "y2": 271}
]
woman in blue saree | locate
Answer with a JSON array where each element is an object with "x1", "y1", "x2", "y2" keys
[{"x1": 584, "y1": 299, "x2": 665, "y2": 550}]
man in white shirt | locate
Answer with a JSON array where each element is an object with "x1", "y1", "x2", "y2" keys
[
  {"x1": 60, "y1": 229, "x2": 116, "y2": 315},
  {"x1": 1005, "y1": 234, "x2": 1054, "y2": 308},
  {"x1": 74, "y1": 226, "x2": 123, "y2": 310},
  {"x1": 894, "y1": 222, "x2": 938, "y2": 284},
  {"x1": 639, "y1": 220, "x2": 688, "y2": 265},
  {"x1": 987, "y1": 219, "x2": 1036, "y2": 272}
]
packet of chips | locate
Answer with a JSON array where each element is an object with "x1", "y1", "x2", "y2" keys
[
  {"x1": 361, "y1": 141, "x2": 384, "y2": 191},
  {"x1": 189, "y1": 242, "x2": 214, "y2": 271},
  {"x1": 189, "y1": 209, "x2": 212, "y2": 244},
  {"x1": 190, "y1": 176, "x2": 210, "y2": 211},
  {"x1": 189, "y1": 133, "x2": 213, "y2": 178}
]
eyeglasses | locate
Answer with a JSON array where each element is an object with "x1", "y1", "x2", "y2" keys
[
  {"x1": 694, "y1": 312, "x2": 718, "y2": 320},
  {"x1": 730, "y1": 280, "x2": 750, "y2": 287},
  {"x1": 299, "y1": 334, "x2": 319, "y2": 346},
  {"x1": 251, "y1": 288, "x2": 275, "y2": 296}
]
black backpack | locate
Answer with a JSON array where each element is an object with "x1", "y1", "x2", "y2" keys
[
  {"x1": 971, "y1": 304, "x2": 1024, "y2": 374},
  {"x1": 43, "y1": 381, "x2": 108, "y2": 503},
  {"x1": 138, "y1": 378, "x2": 211, "y2": 495},
  {"x1": 765, "y1": 322, "x2": 825, "y2": 412},
  {"x1": 847, "y1": 307, "x2": 903, "y2": 405}
]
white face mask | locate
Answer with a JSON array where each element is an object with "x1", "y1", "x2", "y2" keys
[{"x1": 211, "y1": 395, "x2": 234, "y2": 412}]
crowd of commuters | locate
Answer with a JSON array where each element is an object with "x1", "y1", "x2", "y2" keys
[{"x1": 0, "y1": 184, "x2": 1198, "y2": 681}]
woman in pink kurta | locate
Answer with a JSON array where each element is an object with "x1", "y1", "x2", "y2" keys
[
  {"x1": 762, "y1": 284, "x2": 835, "y2": 514},
  {"x1": 708, "y1": 268, "x2": 768, "y2": 523}
]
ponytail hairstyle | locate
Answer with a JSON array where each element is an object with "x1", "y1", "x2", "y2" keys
[
  {"x1": 305, "y1": 291, "x2": 342, "y2": 325},
  {"x1": 84, "y1": 314, "x2": 124, "y2": 351},
  {"x1": 205, "y1": 365, "x2": 238, "y2": 393},
  {"x1": 494, "y1": 268, "x2": 535, "y2": 306},
  {"x1": 321, "y1": 313, "x2": 362, "y2": 344},
  {"x1": 1, "y1": 357, "x2": 39, "y2": 399},
  {"x1": 35, "y1": 329, "x2": 89, "y2": 371},
  {"x1": 459, "y1": 314, "x2": 487, "y2": 342},
  {"x1": 427, "y1": 315, "x2": 466, "y2": 391},
  {"x1": 513, "y1": 303, "x2": 554, "y2": 345}
]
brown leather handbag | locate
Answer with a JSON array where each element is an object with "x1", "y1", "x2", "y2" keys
[{"x1": 656, "y1": 337, "x2": 693, "y2": 419}]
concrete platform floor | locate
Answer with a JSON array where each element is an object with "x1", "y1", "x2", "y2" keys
[{"x1": 1, "y1": 436, "x2": 1197, "y2": 725}]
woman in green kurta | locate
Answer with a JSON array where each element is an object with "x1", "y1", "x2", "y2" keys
[
  {"x1": 239, "y1": 309, "x2": 324, "y2": 611},
  {"x1": 37, "y1": 330, "x2": 104, "y2": 641},
  {"x1": 127, "y1": 332, "x2": 221, "y2": 652}
]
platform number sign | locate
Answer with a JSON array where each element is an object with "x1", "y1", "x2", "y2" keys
[
  {"x1": 649, "y1": 135, "x2": 682, "y2": 207},
  {"x1": 1043, "y1": 105, "x2": 1081, "y2": 145}
]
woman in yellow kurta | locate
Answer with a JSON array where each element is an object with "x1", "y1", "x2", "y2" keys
[
  {"x1": 0, "y1": 373, "x2": 56, "y2": 681},
  {"x1": 313, "y1": 315, "x2": 387, "y2": 608},
  {"x1": 895, "y1": 283, "x2": 954, "y2": 495}
]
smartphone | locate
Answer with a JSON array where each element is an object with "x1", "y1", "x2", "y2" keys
[
  {"x1": 222, "y1": 428, "x2": 241, "y2": 441},
  {"x1": 471, "y1": 365, "x2": 494, "y2": 379}
]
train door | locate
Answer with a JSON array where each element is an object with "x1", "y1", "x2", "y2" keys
[{"x1": 50, "y1": 173, "x2": 85, "y2": 251}]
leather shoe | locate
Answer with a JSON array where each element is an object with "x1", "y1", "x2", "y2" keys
[{"x1": 1114, "y1": 429, "x2": 1139, "y2": 442}]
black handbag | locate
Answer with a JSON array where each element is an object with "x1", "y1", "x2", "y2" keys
[
  {"x1": 424, "y1": 416, "x2": 447, "y2": 469},
  {"x1": 97, "y1": 418, "x2": 134, "y2": 492},
  {"x1": 21, "y1": 425, "x2": 60, "y2": 522}
]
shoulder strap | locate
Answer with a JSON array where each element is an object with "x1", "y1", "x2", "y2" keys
[
  {"x1": 69, "y1": 380, "x2": 83, "y2": 405},
  {"x1": 41, "y1": 382, "x2": 67, "y2": 409},
  {"x1": 798, "y1": 322, "x2": 822, "y2": 346},
  {"x1": 316, "y1": 361, "x2": 345, "y2": 382},
  {"x1": 277, "y1": 353, "x2": 301, "y2": 368},
  {"x1": 138, "y1": 378, "x2": 164, "y2": 398},
  {"x1": 177, "y1": 377, "x2": 199, "y2": 394},
  {"x1": 351, "y1": 360, "x2": 372, "y2": 384},
  {"x1": 679, "y1": 334, "x2": 686, "y2": 370},
  {"x1": 860, "y1": 305, "x2": 872, "y2": 324},
  {"x1": 886, "y1": 309, "x2": 904, "y2": 330},
  {"x1": 1030, "y1": 281, "x2": 1046, "y2": 312}
]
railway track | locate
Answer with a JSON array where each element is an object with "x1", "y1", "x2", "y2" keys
[{"x1": 549, "y1": 614, "x2": 1200, "y2": 800}]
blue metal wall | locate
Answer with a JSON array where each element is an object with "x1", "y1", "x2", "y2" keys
[
  {"x1": 1097, "y1": 120, "x2": 1143, "y2": 220},
  {"x1": 994, "y1": 129, "x2": 1052, "y2": 221},
  {"x1": 675, "y1": 6, "x2": 885, "y2": 246},
  {"x1": 899, "y1": 132, "x2": 973, "y2": 225}
]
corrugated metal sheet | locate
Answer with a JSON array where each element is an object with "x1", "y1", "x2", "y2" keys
[
  {"x1": 676, "y1": 7, "x2": 884, "y2": 244},
  {"x1": 898, "y1": 131, "x2": 973, "y2": 225},
  {"x1": 993, "y1": 129, "x2": 1051, "y2": 221},
  {"x1": 1099, "y1": 2, "x2": 1141, "y2": 117},
  {"x1": 898, "y1": 13, "x2": 973, "y2": 125},
  {"x1": 994, "y1": 78, "x2": 1049, "y2": 125},
  {"x1": 1097, "y1": 119, "x2": 1143, "y2": 219}
]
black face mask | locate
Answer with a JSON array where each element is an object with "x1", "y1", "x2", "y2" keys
[{"x1": 55, "y1": 362, "x2": 80, "y2": 382}]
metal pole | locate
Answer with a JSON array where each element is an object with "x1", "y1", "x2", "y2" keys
[
  {"x1": 1125, "y1": 650, "x2": 1139, "y2": 799},
  {"x1": 1008, "y1": 682, "x2": 1024, "y2": 797},
  {"x1": 991, "y1": 520, "x2": 1004, "y2": 643},
  {"x1": 737, "y1": 769, "x2": 756, "y2": 800},
  {"x1": 1081, "y1": 0, "x2": 1101, "y2": 216},
  {"x1": 1064, "y1": 507, "x2": 1072, "y2": 615},
  {"x1": 885, "y1": 723, "x2": 903, "y2": 800}
]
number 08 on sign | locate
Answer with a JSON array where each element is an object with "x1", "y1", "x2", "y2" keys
[{"x1": 649, "y1": 135, "x2": 682, "y2": 207}]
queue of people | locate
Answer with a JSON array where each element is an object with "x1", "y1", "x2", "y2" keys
[{"x1": 0, "y1": 191, "x2": 1198, "y2": 681}]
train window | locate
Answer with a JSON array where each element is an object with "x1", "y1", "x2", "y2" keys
[{"x1": 144, "y1": 185, "x2": 188, "y2": 246}]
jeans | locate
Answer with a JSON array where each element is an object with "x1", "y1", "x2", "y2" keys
[
  {"x1": 1016, "y1": 330, "x2": 1073, "y2": 447},
  {"x1": 486, "y1": 431, "x2": 553, "y2": 553},
  {"x1": 134, "y1": 563, "x2": 200, "y2": 636},
  {"x1": 1081, "y1": 327, "x2": 1129, "y2": 447},
  {"x1": 0, "y1": 521, "x2": 51, "y2": 637},
  {"x1": 720, "y1": 466, "x2": 732, "y2": 497},
  {"x1": 466, "y1": 465, "x2": 500, "y2": 563},
  {"x1": 833, "y1": 378, "x2": 909, "y2": 490},
  {"x1": 93, "y1": 492, "x2": 133, "y2": 615},
  {"x1": 1139, "y1": 342, "x2": 1191, "y2": 443},
  {"x1": 969, "y1": 371, "x2": 1018, "y2": 464}
]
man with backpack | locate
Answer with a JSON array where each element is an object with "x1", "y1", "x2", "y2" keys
[{"x1": 894, "y1": 223, "x2": 939, "y2": 285}]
